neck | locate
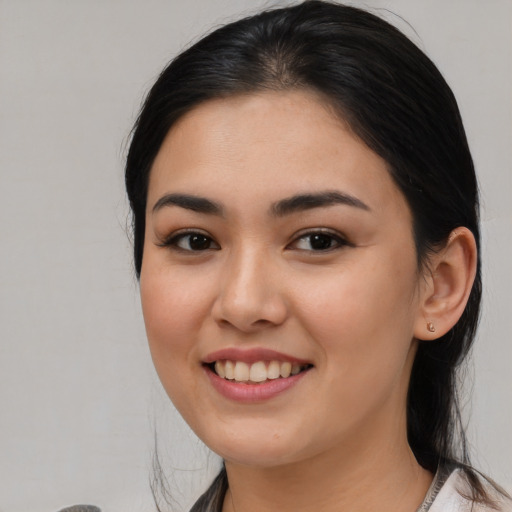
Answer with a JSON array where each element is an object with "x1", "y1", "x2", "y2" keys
[{"x1": 222, "y1": 418, "x2": 432, "y2": 512}]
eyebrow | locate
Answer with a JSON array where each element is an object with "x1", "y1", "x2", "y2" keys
[
  {"x1": 270, "y1": 190, "x2": 370, "y2": 217},
  {"x1": 151, "y1": 190, "x2": 370, "y2": 217},
  {"x1": 152, "y1": 193, "x2": 224, "y2": 216}
]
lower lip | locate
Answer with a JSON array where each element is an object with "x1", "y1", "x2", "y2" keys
[{"x1": 204, "y1": 366, "x2": 310, "y2": 403}]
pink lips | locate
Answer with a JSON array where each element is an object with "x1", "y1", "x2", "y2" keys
[
  {"x1": 203, "y1": 347, "x2": 312, "y2": 403},
  {"x1": 203, "y1": 347, "x2": 311, "y2": 365},
  {"x1": 205, "y1": 366, "x2": 309, "y2": 403}
]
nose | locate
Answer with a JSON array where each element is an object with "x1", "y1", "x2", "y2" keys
[{"x1": 211, "y1": 248, "x2": 288, "y2": 333}]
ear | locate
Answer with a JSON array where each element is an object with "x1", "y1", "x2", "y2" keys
[{"x1": 414, "y1": 227, "x2": 478, "y2": 341}]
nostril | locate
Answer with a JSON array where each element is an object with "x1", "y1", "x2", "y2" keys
[{"x1": 252, "y1": 319, "x2": 273, "y2": 326}]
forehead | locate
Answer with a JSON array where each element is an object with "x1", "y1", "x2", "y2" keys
[{"x1": 147, "y1": 90, "x2": 406, "y2": 218}]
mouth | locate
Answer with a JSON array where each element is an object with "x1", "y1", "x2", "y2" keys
[{"x1": 205, "y1": 360, "x2": 313, "y2": 384}]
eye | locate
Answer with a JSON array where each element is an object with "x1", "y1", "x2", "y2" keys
[
  {"x1": 161, "y1": 231, "x2": 220, "y2": 252},
  {"x1": 289, "y1": 231, "x2": 349, "y2": 252}
]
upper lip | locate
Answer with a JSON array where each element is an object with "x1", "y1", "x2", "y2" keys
[{"x1": 203, "y1": 347, "x2": 312, "y2": 365}]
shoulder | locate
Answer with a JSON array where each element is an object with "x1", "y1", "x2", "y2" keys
[{"x1": 430, "y1": 468, "x2": 512, "y2": 512}]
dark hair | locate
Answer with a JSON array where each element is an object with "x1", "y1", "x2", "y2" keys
[{"x1": 126, "y1": 0, "x2": 493, "y2": 508}]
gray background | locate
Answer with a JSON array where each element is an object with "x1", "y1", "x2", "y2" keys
[{"x1": 0, "y1": 1, "x2": 510, "y2": 511}]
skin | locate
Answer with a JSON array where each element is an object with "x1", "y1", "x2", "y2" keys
[{"x1": 140, "y1": 90, "x2": 476, "y2": 512}]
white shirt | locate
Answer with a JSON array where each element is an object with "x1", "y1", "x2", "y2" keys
[{"x1": 426, "y1": 468, "x2": 512, "y2": 512}]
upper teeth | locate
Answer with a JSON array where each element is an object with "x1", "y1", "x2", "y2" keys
[{"x1": 214, "y1": 360, "x2": 305, "y2": 383}]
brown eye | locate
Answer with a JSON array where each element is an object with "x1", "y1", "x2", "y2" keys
[
  {"x1": 291, "y1": 231, "x2": 348, "y2": 252},
  {"x1": 164, "y1": 232, "x2": 220, "y2": 252},
  {"x1": 184, "y1": 234, "x2": 212, "y2": 251},
  {"x1": 308, "y1": 234, "x2": 336, "y2": 250}
]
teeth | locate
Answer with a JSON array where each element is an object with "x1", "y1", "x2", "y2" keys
[
  {"x1": 280, "y1": 362, "x2": 292, "y2": 378},
  {"x1": 224, "y1": 360, "x2": 235, "y2": 380},
  {"x1": 249, "y1": 361, "x2": 267, "y2": 382},
  {"x1": 291, "y1": 363, "x2": 301, "y2": 375},
  {"x1": 214, "y1": 360, "x2": 226, "y2": 378},
  {"x1": 234, "y1": 361, "x2": 249, "y2": 382},
  {"x1": 213, "y1": 360, "x2": 308, "y2": 383},
  {"x1": 267, "y1": 360, "x2": 281, "y2": 379}
]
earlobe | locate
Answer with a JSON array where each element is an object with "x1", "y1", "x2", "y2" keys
[{"x1": 414, "y1": 228, "x2": 478, "y2": 341}]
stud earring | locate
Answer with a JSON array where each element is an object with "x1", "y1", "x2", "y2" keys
[{"x1": 427, "y1": 321, "x2": 436, "y2": 333}]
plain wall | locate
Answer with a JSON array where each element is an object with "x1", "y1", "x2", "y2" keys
[{"x1": 0, "y1": 1, "x2": 510, "y2": 511}]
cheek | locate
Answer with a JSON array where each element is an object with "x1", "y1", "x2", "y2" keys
[
  {"x1": 139, "y1": 261, "x2": 214, "y2": 373},
  {"x1": 139, "y1": 265, "x2": 216, "y2": 421},
  {"x1": 286, "y1": 263, "x2": 419, "y2": 441},
  {"x1": 294, "y1": 256, "x2": 419, "y2": 384},
  {"x1": 300, "y1": 265, "x2": 415, "y2": 333}
]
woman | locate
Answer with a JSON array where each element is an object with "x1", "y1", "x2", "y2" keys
[{"x1": 125, "y1": 1, "x2": 511, "y2": 511}]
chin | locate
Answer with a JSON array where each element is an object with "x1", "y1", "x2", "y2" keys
[
  {"x1": 216, "y1": 443, "x2": 300, "y2": 468},
  {"x1": 195, "y1": 419, "x2": 313, "y2": 468}
]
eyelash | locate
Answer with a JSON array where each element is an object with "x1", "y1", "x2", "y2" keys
[
  {"x1": 159, "y1": 229, "x2": 220, "y2": 252},
  {"x1": 287, "y1": 230, "x2": 351, "y2": 252},
  {"x1": 159, "y1": 229, "x2": 351, "y2": 253}
]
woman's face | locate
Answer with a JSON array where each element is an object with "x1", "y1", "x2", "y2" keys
[{"x1": 140, "y1": 91, "x2": 427, "y2": 468}]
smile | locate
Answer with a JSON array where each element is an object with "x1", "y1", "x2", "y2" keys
[
  {"x1": 212, "y1": 360, "x2": 311, "y2": 384},
  {"x1": 203, "y1": 348, "x2": 313, "y2": 402}
]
